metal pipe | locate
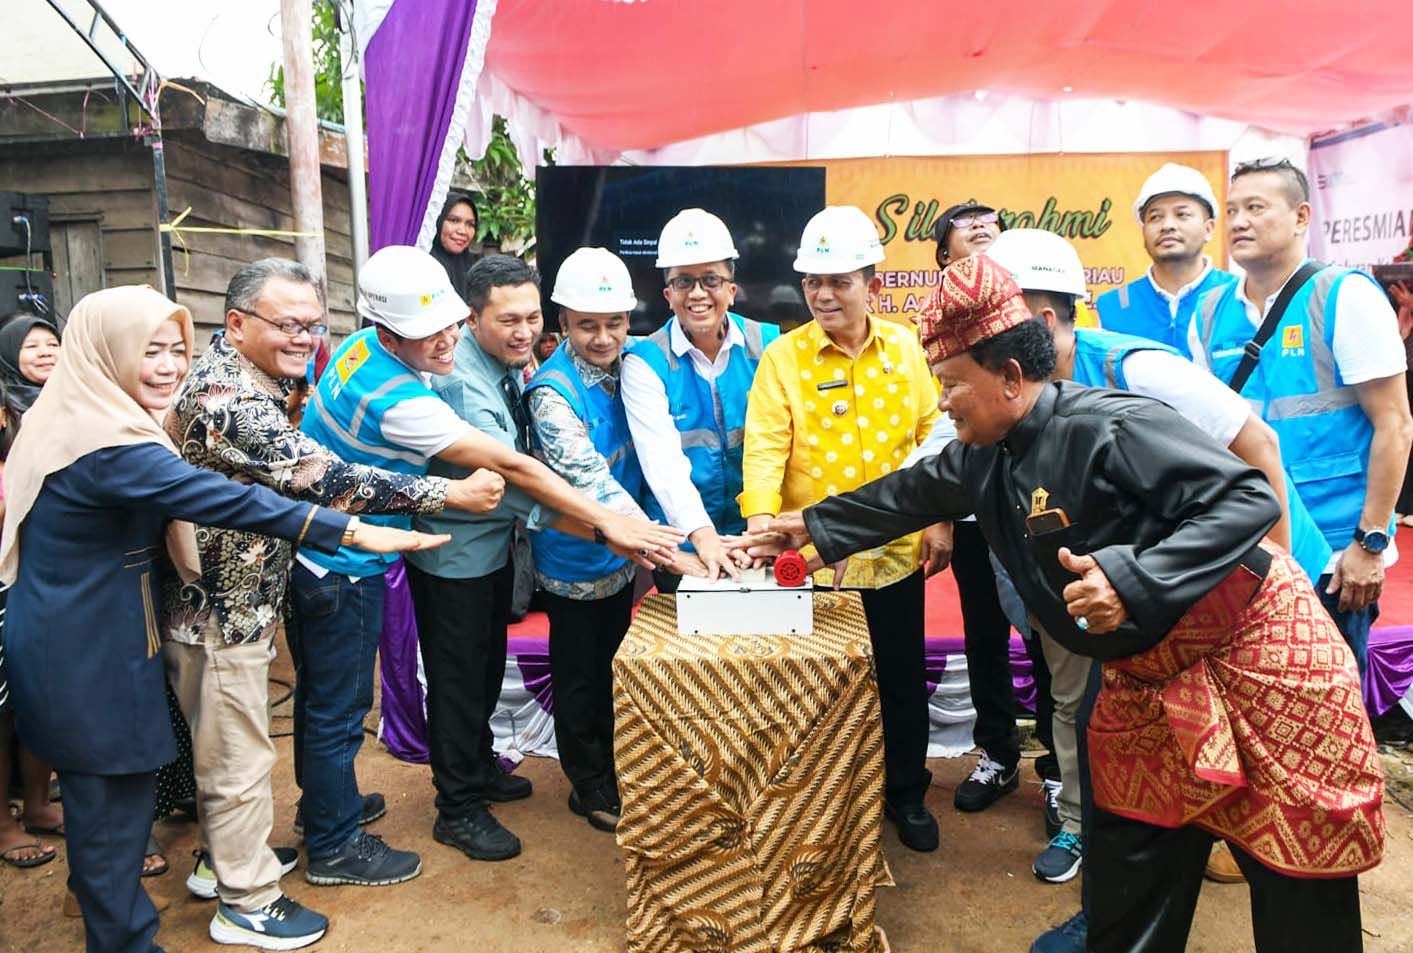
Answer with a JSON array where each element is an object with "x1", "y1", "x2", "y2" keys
[
  {"x1": 279, "y1": 0, "x2": 328, "y2": 303},
  {"x1": 42, "y1": 0, "x2": 148, "y2": 112},
  {"x1": 340, "y1": 19, "x2": 369, "y2": 278}
]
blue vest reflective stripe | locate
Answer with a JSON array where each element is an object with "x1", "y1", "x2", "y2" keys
[
  {"x1": 1072, "y1": 326, "x2": 1176, "y2": 390},
  {"x1": 1073, "y1": 327, "x2": 1332, "y2": 582},
  {"x1": 524, "y1": 347, "x2": 645, "y2": 584},
  {"x1": 1095, "y1": 269, "x2": 1237, "y2": 358},
  {"x1": 299, "y1": 327, "x2": 435, "y2": 577},
  {"x1": 1195, "y1": 264, "x2": 1390, "y2": 560},
  {"x1": 633, "y1": 312, "x2": 779, "y2": 540}
]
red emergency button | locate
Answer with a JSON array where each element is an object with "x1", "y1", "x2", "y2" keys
[{"x1": 774, "y1": 550, "x2": 808, "y2": 587}]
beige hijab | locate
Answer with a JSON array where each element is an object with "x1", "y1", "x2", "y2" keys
[{"x1": 0, "y1": 285, "x2": 200, "y2": 584}]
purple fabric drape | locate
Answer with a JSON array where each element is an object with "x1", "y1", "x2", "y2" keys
[
  {"x1": 923, "y1": 635, "x2": 1037, "y2": 714},
  {"x1": 1366, "y1": 625, "x2": 1413, "y2": 716},
  {"x1": 364, "y1": 0, "x2": 479, "y2": 251},
  {"x1": 378, "y1": 559, "x2": 429, "y2": 763}
]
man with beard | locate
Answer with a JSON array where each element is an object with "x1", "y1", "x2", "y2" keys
[
  {"x1": 740, "y1": 252, "x2": 1384, "y2": 953},
  {"x1": 1095, "y1": 164, "x2": 1236, "y2": 357}
]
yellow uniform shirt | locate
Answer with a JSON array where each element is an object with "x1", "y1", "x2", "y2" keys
[{"x1": 739, "y1": 315, "x2": 939, "y2": 589}]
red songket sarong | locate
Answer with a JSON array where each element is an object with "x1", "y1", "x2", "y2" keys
[{"x1": 1088, "y1": 550, "x2": 1385, "y2": 878}]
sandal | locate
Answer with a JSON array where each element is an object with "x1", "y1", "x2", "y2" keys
[
  {"x1": 1, "y1": 836, "x2": 56, "y2": 869},
  {"x1": 141, "y1": 832, "x2": 168, "y2": 878},
  {"x1": 22, "y1": 821, "x2": 64, "y2": 837}
]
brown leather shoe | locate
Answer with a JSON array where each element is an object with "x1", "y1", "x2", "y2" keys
[{"x1": 1203, "y1": 841, "x2": 1246, "y2": 883}]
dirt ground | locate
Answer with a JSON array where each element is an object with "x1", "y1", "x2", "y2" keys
[{"x1": 4, "y1": 640, "x2": 1412, "y2": 953}]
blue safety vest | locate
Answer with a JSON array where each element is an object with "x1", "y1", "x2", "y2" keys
[
  {"x1": 524, "y1": 346, "x2": 646, "y2": 584},
  {"x1": 299, "y1": 327, "x2": 435, "y2": 577},
  {"x1": 1073, "y1": 326, "x2": 1332, "y2": 582},
  {"x1": 632, "y1": 312, "x2": 778, "y2": 540},
  {"x1": 1095, "y1": 269, "x2": 1237, "y2": 358},
  {"x1": 1194, "y1": 263, "x2": 1392, "y2": 557}
]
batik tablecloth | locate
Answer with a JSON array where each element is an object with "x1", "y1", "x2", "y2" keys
[{"x1": 613, "y1": 591, "x2": 891, "y2": 953}]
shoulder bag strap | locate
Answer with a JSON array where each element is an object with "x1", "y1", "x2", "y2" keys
[{"x1": 1227, "y1": 260, "x2": 1322, "y2": 393}]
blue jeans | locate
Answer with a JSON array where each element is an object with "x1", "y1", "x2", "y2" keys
[
  {"x1": 1316, "y1": 573, "x2": 1378, "y2": 686},
  {"x1": 289, "y1": 564, "x2": 385, "y2": 859}
]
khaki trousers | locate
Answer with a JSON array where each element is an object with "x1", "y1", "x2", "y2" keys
[
  {"x1": 164, "y1": 636, "x2": 282, "y2": 911},
  {"x1": 1037, "y1": 626, "x2": 1093, "y2": 837}
]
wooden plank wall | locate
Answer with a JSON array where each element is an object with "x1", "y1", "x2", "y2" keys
[
  {"x1": 163, "y1": 132, "x2": 357, "y2": 343},
  {"x1": 0, "y1": 140, "x2": 163, "y2": 306}
]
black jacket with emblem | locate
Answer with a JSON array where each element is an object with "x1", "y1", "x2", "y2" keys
[{"x1": 806, "y1": 380, "x2": 1281, "y2": 660}]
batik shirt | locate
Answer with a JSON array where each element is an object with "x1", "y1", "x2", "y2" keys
[
  {"x1": 162, "y1": 335, "x2": 448, "y2": 645},
  {"x1": 526, "y1": 346, "x2": 646, "y2": 600}
]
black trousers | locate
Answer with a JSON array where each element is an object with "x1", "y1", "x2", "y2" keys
[
  {"x1": 951, "y1": 521, "x2": 1027, "y2": 770},
  {"x1": 60, "y1": 769, "x2": 160, "y2": 953},
  {"x1": 544, "y1": 583, "x2": 634, "y2": 793},
  {"x1": 406, "y1": 561, "x2": 513, "y2": 819},
  {"x1": 1089, "y1": 807, "x2": 1363, "y2": 953},
  {"x1": 856, "y1": 571, "x2": 930, "y2": 806}
]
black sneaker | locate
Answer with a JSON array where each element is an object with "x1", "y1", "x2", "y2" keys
[
  {"x1": 304, "y1": 832, "x2": 421, "y2": 886},
  {"x1": 293, "y1": 792, "x2": 387, "y2": 836},
  {"x1": 954, "y1": 751, "x2": 1019, "y2": 812},
  {"x1": 1032, "y1": 831, "x2": 1083, "y2": 883},
  {"x1": 568, "y1": 784, "x2": 621, "y2": 833},
  {"x1": 1042, "y1": 778, "x2": 1063, "y2": 840},
  {"x1": 433, "y1": 808, "x2": 522, "y2": 861},
  {"x1": 1030, "y1": 910, "x2": 1087, "y2": 953},
  {"x1": 483, "y1": 763, "x2": 533, "y2": 803},
  {"x1": 883, "y1": 799, "x2": 939, "y2": 852}
]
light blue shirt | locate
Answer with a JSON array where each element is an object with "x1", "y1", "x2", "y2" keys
[{"x1": 406, "y1": 331, "x2": 553, "y2": 580}]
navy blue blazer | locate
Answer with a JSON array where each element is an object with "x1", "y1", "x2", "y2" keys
[{"x1": 6, "y1": 443, "x2": 347, "y2": 775}]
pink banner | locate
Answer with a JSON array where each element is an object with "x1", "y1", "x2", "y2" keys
[{"x1": 1308, "y1": 122, "x2": 1413, "y2": 270}]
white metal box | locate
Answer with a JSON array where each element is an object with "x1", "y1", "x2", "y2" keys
[{"x1": 674, "y1": 572, "x2": 814, "y2": 635}]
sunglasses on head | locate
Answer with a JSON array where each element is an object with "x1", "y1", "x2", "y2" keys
[{"x1": 1233, "y1": 156, "x2": 1296, "y2": 175}]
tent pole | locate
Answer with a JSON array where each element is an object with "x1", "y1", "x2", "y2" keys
[
  {"x1": 279, "y1": 0, "x2": 328, "y2": 304},
  {"x1": 340, "y1": 21, "x2": 370, "y2": 278}
]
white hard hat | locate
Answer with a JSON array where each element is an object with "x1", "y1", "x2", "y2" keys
[
  {"x1": 1133, "y1": 163, "x2": 1219, "y2": 222},
  {"x1": 985, "y1": 228, "x2": 1090, "y2": 301},
  {"x1": 551, "y1": 247, "x2": 637, "y2": 313},
  {"x1": 793, "y1": 206, "x2": 886, "y2": 274},
  {"x1": 357, "y1": 245, "x2": 468, "y2": 338},
  {"x1": 654, "y1": 209, "x2": 739, "y2": 268}
]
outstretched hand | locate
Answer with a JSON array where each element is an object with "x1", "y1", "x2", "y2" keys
[
  {"x1": 1058, "y1": 547, "x2": 1127, "y2": 634},
  {"x1": 348, "y1": 522, "x2": 451, "y2": 554}
]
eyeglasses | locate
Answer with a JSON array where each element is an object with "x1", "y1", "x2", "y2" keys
[
  {"x1": 237, "y1": 308, "x2": 329, "y2": 338},
  {"x1": 666, "y1": 273, "x2": 732, "y2": 293},
  {"x1": 951, "y1": 211, "x2": 999, "y2": 229}
]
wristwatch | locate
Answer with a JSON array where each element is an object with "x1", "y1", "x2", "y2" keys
[
  {"x1": 342, "y1": 515, "x2": 362, "y2": 547},
  {"x1": 1353, "y1": 527, "x2": 1389, "y2": 554}
]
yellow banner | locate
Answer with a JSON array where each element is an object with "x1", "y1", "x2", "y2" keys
[{"x1": 799, "y1": 151, "x2": 1228, "y2": 320}]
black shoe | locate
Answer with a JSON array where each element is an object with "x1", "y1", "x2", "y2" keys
[
  {"x1": 954, "y1": 751, "x2": 1019, "y2": 812},
  {"x1": 433, "y1": 808, "x2": 522, "y2": 861},
  {"x1": 568, "y1": 784, "x2": 621, "y2": 833},
  {"x1": 883, "y1": 800, "x2": 939, "y2": 852},
  {"x1": 483, "y1": 763, "x2": 532, "y2": 803},
  {"x1": 305, "y1": 832, "x2": 421, "y2": 887},
  {"x1": 293, "y1": 792, "x2": 387, "y2": 836}
]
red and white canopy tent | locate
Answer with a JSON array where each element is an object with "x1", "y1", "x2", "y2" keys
[{"x1": 353, "y1": 0, "x2": 1410, "y2": 251}]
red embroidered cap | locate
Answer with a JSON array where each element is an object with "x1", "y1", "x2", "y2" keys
[{"x1": 917, "y1": 253, "x2": 1034, "y2": 364}]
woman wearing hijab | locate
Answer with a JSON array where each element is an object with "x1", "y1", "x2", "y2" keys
[
  {"x1": 0, "y1": 311, "x2": 62, "y2": 414},
  {"x1": 1, "y1": 286, "x2": 448, "y2": 953},
  {"x1": 429, "y1": 191, "x2": 480, "y2": 302}
]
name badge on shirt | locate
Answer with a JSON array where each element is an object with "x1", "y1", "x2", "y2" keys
[{"x1": 816, "y1": 379, "x2": 848, "y2": 391}]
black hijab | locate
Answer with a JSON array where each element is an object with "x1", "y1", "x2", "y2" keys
[
  {"x1": 429, "y1": 192, "x2": 480, "y2": 303},
  {"x1": 0, "y1": 312, "x2": 61, "y2": 415}
]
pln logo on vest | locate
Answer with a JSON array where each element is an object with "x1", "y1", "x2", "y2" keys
[{"x1": 1280, "y1": 324, "x2": 1306, "y2": 358}]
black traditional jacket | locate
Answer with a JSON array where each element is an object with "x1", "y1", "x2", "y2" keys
[{"x1": 807, "y1": 381, "x2": 1281, "y2": 660}]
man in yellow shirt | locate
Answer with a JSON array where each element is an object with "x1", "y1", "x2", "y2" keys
[{"x1": 740, "y1": 205, "x2": 942, "y2": 851}]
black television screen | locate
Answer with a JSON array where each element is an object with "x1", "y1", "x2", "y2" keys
[{"x1": 534, "y1": 165, "x2": 827, "y2": 334}]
